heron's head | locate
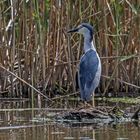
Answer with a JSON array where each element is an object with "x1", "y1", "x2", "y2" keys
[{"x1": 67, "y1": 23, "x2": 94, "y2": 42}]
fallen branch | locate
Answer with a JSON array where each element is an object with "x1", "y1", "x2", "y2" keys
[
  {"x1": 52, "y1": 91, "x2": 79, "y2": 100},
  {"x1": 0, "y1": 64, "x2": 52, "y2": 101},
  {"x1": 102, "y1": 75, "x2": 140, "y2": 90}
]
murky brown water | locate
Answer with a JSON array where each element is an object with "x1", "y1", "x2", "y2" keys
[
  {"x1": 0, "y1": 100, "x2": 140, "y2": 140},
  {"x1": 0, "y1": 121, "x2": 140, "y2": 140}
]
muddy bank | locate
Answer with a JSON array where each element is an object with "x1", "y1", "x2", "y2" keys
[{"x1": 55, "y1": 105, "x2": 140, "y2": 127}]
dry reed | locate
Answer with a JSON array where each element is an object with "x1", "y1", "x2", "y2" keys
[{"x1": 0, "y1": 0, "x2": 140, "y2": 101}]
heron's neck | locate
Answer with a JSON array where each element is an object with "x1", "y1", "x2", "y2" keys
[{"x1": 84, "y1": 37, "x2": 96, "y2": 53}]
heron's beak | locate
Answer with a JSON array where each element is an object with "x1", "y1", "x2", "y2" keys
[{"x1": 67, "y1": 27, "x2": 79, "y2": 33}]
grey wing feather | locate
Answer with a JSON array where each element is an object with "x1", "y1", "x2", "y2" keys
[{"x1": 79, "y1": 50, "x2": 99, "y2": 101}]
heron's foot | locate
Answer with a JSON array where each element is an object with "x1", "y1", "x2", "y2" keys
[
  {"x1": 77, "y1": 102, "x2": 94, "y2": 111},
  {"x1": 85, "y1": 102, "x2": 95, "y2": 109}
]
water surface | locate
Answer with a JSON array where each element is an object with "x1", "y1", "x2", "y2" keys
[{"x1": 0, "y1": 100, "x2": 139, "y2": 140}]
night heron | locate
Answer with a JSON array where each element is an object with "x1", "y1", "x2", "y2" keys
[{"x1": 68, "y1": 23, "x2": 101, "y2": 107}]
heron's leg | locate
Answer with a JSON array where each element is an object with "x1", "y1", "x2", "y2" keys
[
  {"x1": 92, "y1": 130, "x2": 95, "y2": 140},
  {"x1": 84, "y1": 101, "x2": 87, "y2": 108},
  {"x1": 92, "y1": 93, "x2": 95, "y2": 107}
]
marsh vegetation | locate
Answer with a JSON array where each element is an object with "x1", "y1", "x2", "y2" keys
[{"x1": 0, "y1": 0, "x2": 140, "y2": 104}]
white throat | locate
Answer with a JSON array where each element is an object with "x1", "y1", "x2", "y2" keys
[{"x1": 84, "y1": 39, "x2": 96, "y2": 53}]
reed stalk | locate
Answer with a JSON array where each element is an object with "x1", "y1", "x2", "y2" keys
[{"x1": 0, "y1": 0, "x2": 139, "y2": 102}]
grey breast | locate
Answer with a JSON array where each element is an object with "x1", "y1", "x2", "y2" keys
[{"x1": 79, "y1": 49, "x2": 99, "y2": 101}]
